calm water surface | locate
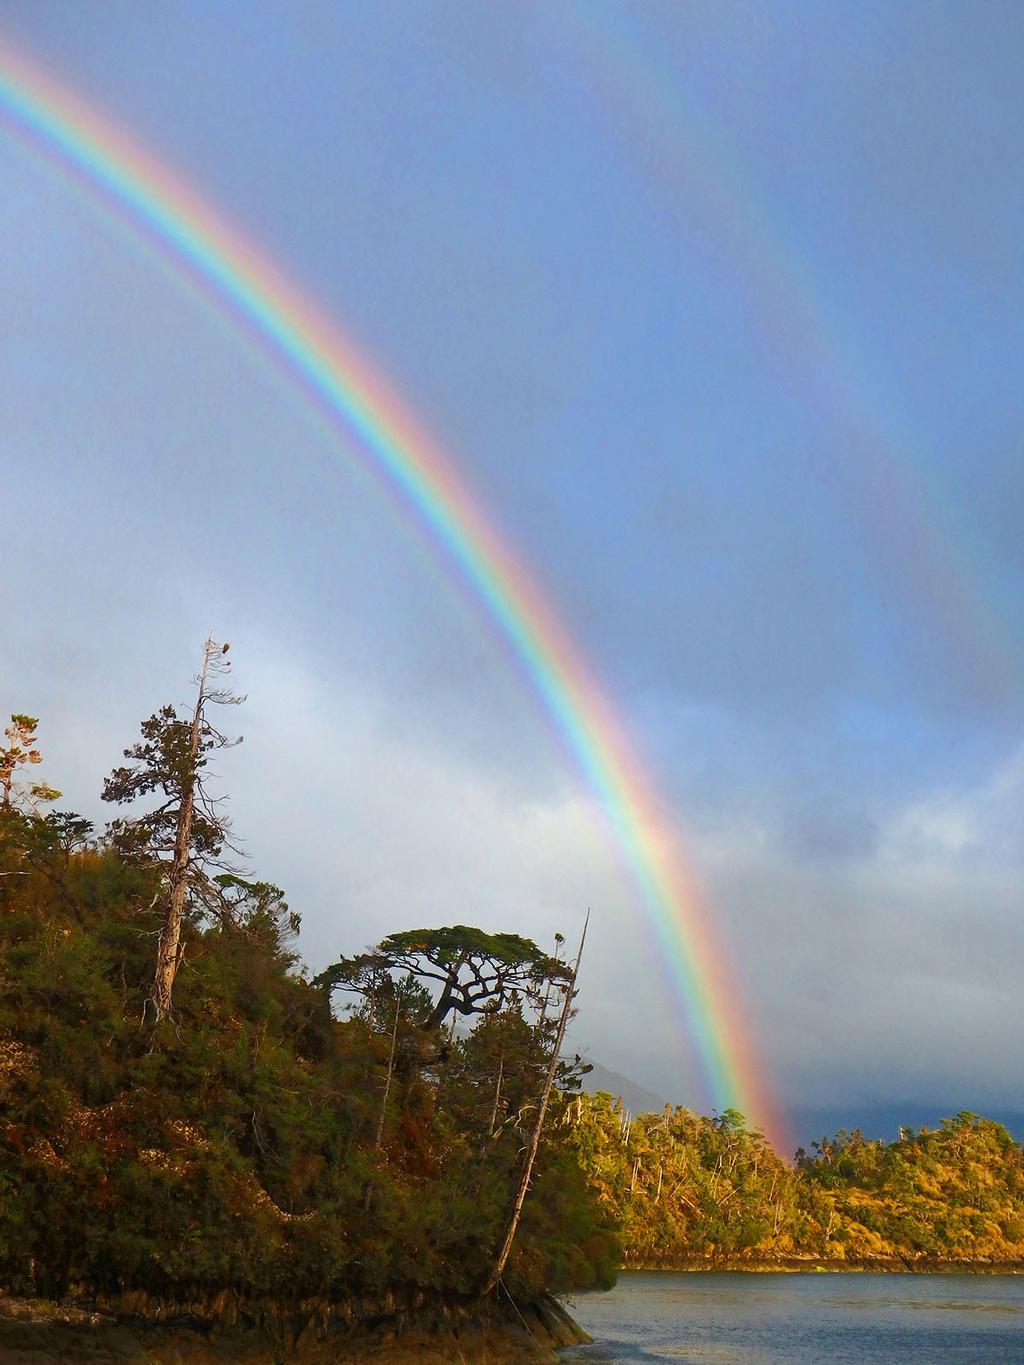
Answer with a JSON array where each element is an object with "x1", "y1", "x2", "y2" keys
[{"x1": 561, "y1": 1271, "x2": 1024, "y2": 1364}]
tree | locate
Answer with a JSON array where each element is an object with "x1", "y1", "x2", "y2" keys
[
  {"x1": 318, "y1": 924, "x2": 587, "y2": 1234},
  {"x1": 101, "y1": 636, "x2": 242, "y2": 1019},
  {"x1": 0, "y1": 716, "x2": 72, "y2": 902},
  {"x1": 317, "y1": 924, "x2": 568, "y2": 1034},
  {"x1": 483, "y1": 915, "x2": 588, "y2": 1295},
  {"x1": 0, "y1": 714, "x2": 60, "y2": 815}
]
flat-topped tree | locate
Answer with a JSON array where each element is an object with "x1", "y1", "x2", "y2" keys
[{"x1": 317, "y1": 924, "x2": 569, "y2": 1032}]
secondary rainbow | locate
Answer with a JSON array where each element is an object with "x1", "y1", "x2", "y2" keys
[
  {"x1": 554, "y1": 0, "x2": 1017, "y2": 704},
  {"x1": 0, "y1": 39, "x2": 784, "y2": 1146}
]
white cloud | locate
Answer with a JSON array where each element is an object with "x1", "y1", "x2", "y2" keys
[{"x1": 881, "y1": 743, "x2": 1024, "y2": 866}]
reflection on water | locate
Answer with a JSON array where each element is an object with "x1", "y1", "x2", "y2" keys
[{"x1": 561, "y1": 1271, "x2": 1024, "y2": 1364}]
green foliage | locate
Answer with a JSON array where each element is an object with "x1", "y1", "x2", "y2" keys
[
  {"x1": 0, "y1": 714, "x2": 60, "y2": 814},
  {"x1": 0, "y1": 774, "x2": 616, "y2": 1311},
  {"x1": 101, "y1": 704, "x2": 231, "y2": 866},
  {"x1": 381, "y1": 924, "x2": 560, "y2": 969},
  {"x1": 316, "y1": 924, "x2": 569, "y2": 1035},
  {"x1": 568, "y1": 1094, "x2": 1024, "y2": 1267}
]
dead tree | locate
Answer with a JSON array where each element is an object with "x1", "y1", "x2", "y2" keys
[
  {"x1": 483, "y1": 913, "x2": 588, "y2": 1295},
  {"x1": 364, "y1": 997, "x2": 403, "y2": 1214}
]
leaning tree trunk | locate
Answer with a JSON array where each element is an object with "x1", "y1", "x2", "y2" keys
[
  {"x1": 364, "y1": 997, "x2": 402, "y2": 1213},
  {"x1": 483, "y1": 915, "x2": 588, "y2": 1295},
  {"x1": 151, "y1": 640, "x2": 211, "y2": 1019}
]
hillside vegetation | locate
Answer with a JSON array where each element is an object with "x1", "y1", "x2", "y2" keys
[
  {"x1": 2, "y1": 690, "x2": 1023, "y2": 1360},
  {"x1": 0, "y1": 701, "x2": 615, "y2": 1344},
  {"x1": 0, "y1": 837, "x2": 617, "y2": 1303},
  {"x1": 572, "y1": 1094, "x2": 1024, "y2": 1267}
]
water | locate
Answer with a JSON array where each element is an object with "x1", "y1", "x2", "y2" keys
[{"x1": 561, "y1": 1270, "x2": 1024, "y2": 1363}]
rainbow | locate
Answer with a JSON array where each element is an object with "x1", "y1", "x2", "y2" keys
[{"x1": 0, "y1": 38, "x2": 784, "y2": 1147}]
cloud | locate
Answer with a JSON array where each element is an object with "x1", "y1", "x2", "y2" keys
[
  {"x1": 224, "y1": 647, "x2": 708, "y2": 1093},
  {"x1": 213, "y1": 647, "x2": 1024, "y2": 1125},
  {"x1": 881, "y1": 745, "x2": 1024, "y2": 866},
  {"x1": 15, "y1": 610, "x2": 1024, "y2": 1126},
  {"x1": 781, "y1": 799, "x2": 879, "y2": 863},
  {"x1": 696, "y1": 748, "x2": 1024, "y2": 1113}
]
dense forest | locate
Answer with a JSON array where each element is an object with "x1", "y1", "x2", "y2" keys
[
  {"x1": 2, "y1": 654, "x2": 1023, "y2": 1352},
  {"x1": 573, "y1": 1096, "x2": 1024, "y2": 1267}
]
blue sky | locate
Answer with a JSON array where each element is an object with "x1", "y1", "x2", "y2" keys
[{"x1": 2, "y1": 1, "x2": 1022, "y2": 1143}]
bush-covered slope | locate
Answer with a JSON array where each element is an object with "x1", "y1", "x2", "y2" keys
[
  {"x1": 570, "y1": 1092, "x2": 1024, "y2": 1266},
  {"x1": 0, "y1": 819, "x2": 617, "y2": 1316}
]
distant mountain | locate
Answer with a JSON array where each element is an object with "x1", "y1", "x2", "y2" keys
[
  {"x1": 793, "y1": 1104, "x2": 1024, "y2": 1150},
  {"x1": 579, "y1": 1061, "x2": 668, "y2": 1118},
  {"x1": 570, "y1": 1089, "x2": 1024, "y2": 1154},
  {"x1": 451, "y1": 1022, "x2": 668, "y2": 1117}
]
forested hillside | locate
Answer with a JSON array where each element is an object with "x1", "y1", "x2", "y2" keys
[
  {"x1": 0, "y1": 697, "x2": 615, "y2": 1344},
  {"x1": 571, "y1": 1094, "x2": 1024, "y2": 1267}
]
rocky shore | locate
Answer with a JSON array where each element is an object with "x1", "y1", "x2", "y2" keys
[{"x1": 0, "y1": 1290, "x2": 591, "y2": 1363}]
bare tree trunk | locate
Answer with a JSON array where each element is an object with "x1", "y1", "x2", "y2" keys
[
  {"x1": 374, "y1": 998, "x2": 401, "y2": 1151},
  {"x1": 152, "y1": 637, "x2": 213, "y2": 1019},
  {"x1": 483, "y1": 913, "x2": 588, "y2": 1296},
  {"x1": 489, "y1": 1047, "x2": 505, "y2": 1135},
  {"x1": 364, "y1": 997, "x2": 401, "y2": 1213}
]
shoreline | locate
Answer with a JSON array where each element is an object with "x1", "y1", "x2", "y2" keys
[
  {"x1": 619, "y1": 1257, "x2": 1024, "y2": 1275},
  {"x1": 0, "y1": 1290, "x2": 590, "y2": 1364}
]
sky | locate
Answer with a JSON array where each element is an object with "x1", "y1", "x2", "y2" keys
[{"x1": 2, "y1": 1, "x2": 1023, "y2": 1147}]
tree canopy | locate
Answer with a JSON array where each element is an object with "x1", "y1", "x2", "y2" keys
[{"x1": 317, "y1": 923, "x2": 570, "y2": 1032}]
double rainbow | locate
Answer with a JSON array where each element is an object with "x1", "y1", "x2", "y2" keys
[{"x1": 0, "y1": 39, "x2": 782, "y2": 1146}]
